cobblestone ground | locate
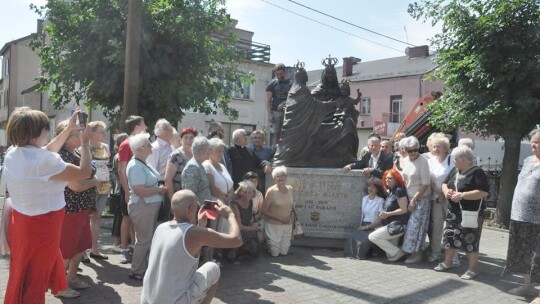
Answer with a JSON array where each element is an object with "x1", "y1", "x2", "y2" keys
[{"x1": 0, "y1": 221, "x2": 537, "y2": 304}]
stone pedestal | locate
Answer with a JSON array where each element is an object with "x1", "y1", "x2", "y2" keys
[{"x1": 267, "y1": 167, "x2": 368, "y2": 247}]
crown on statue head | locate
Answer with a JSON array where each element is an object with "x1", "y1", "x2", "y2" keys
[{"x1": 321, "y1": 55, "x2": 338, "y2": 67}]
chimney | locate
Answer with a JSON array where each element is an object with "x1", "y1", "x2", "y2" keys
[
  {"x1": 405, "y1": 45, "x2": 429, "y2": 58},
  {"x1": 343, "y1": 57, "x2": 353, "y2": 77},
  {"x1": 342, "y1": 57, "x2": 361, "y2": 77},
  {"x1": 37, "y1": 19, "x2": 44, "y2": 34}
]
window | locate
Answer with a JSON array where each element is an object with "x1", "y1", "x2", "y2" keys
[
  {"x1": 231, "y1": 82, "x2": 252, "y2": 100},
  {"x1": 205, "y1": 121, "x2": 255, "y2": 146},
  {"x1": 2, "y1": 59, "x2": 9, "y2": 77},
  {"x1": 360, "y1": 98, "x2": 371, "y2": 115},
  {"x1": 390, "y1": 95, "x2": 402, "y2": 123}
]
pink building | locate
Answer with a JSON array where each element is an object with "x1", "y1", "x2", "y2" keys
[{"x1": 307, "y1": 46, "x2": 444, "y2": 144}]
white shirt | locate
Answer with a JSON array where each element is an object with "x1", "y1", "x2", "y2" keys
[
  {"x1": 428, "y1": 154, "x2": 454, "y2": 199},
  {"x1": 361, "y1": 195, "x2": 385, "y2": 223},
  {"x1": 202, "y1": 160, "x2": 233, "y2": 198},
  {"x1": 402, "y1": 155, "x2": 431, "y2": 199},
  {"x1": 4, "y1": 146, "x2": 67, "y2": 216},
  {"x1": 370, "y1": 152, "x2": 381, "y2": 169},
  {"x1": 147, "y1": 137, "x2": 174, "y2": 179}
]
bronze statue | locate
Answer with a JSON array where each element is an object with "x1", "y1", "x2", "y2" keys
[{"x1": 273, "y1": 57, "x2": 360, "y2": 167}]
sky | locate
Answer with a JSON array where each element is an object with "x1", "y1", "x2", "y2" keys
[{"x1": 1, "y1": 0, "x2": 442, "y2": 69}]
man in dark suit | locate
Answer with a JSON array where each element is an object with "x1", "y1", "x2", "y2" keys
[
  {"x1": 342, "y1": 135, "x2": 393, "y2": 178},
  {"x1": 228, "y1": 129, "x2": 272, "y2": 190}
]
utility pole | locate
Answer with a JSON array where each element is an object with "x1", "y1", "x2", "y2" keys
[{"x1": 122, "y1": 0, "x2": 142, "y2": 128}]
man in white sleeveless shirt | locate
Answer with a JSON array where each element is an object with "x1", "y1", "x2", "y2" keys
[{"x1": 141, "y1": 190, "x2": 242, "y2": 304}]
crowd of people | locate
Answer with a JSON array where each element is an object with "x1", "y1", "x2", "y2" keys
[
  {"x1": 344, "y1": 131, "x2": 540, "y2": 304},
  {"x1": 0, "y1": 107, "x2": 294, "y2": 303},
  {"x1": 0, "y1": 105, "x2": 538, "y2": 303}
]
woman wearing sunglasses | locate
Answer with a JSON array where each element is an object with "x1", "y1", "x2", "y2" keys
[{"x1": 399, "y1": 136, "x2": 432, "y2": 264}]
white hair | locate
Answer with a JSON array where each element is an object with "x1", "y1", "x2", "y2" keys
[
  {"x1": 530, "y1": 128, "x2": 540, "y2": 139},
  {"x1": 208, "y1": 137, "x2": 226, "y2": 152},
  {"x1": 399, "y1": 136, "x2": 419, "y2": 150},
  {"x1": 154, "y1": 119, "x2": 172, "y2": 137},
  {"x1": 232, "y1": 128, "x2": 247, "y2": 143},
  {"x1": 451, "y1": 145, "x2": 474, "y2": 163},
  {"x1": 458, "y1": 138, "x2": 475, "y2": 150},
  {"x1": 192, "y1": 136, "x2": 210, "y2": 157},
  {"x1": 367, "y1": 137, "x2": 381, "y2": 145},
  {"x1": 272, "y1": 166, "x2": 287, "y2": 179},
  {"x1": 129, "y1": 133, "x2": 150, "y2": 154}
]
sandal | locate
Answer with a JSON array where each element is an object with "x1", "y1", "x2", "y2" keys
[
  {"x1": 434, "y1": 262, "x2": 453, "y2": 272},
  {"x1": 460, "y1": 270, "x2": 478, "y2": 280},
  {"x1": 90, "y1": 252, "x2": 109, "y2": 260},
  {"x1": 129, "y1": 273, "x2": 144, "y2": 281},
  {"x1": 54, "y1": 288, "x2": 81, "y2": 299},
  {"x1": 68, "y1": 278, "x2": 91, "y2": 289}
]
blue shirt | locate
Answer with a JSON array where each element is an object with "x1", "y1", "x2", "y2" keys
[
  {"x1": 247, "y1": 144, "x2": 274, "y2": 162},
  {"x1": 126, "y1": 158, "x2": 162, "y2": 204}
]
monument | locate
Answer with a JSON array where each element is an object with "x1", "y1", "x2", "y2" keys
[
  {"x1": 273, "y1": 58, "x2": 361, "y2": 168},
  {"x1": 270, "y1": 58, "x2": 367, "y2": 247}
]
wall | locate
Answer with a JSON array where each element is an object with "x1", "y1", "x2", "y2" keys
[
  {"x1": 180, "y1": 60, "x2": 273, "y2": 145},
  {"x1": 349, "y1": 75, "x2": 444, "y2": 138}
]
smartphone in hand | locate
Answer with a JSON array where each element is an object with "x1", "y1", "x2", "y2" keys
[
  {"x1": 201, "y1": 200, "x2": 218, "y2": 220},
  {"x1": 78, "y1": 112, "x2": 88, "y2": 127}
]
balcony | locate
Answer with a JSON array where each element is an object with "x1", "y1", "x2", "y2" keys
[{"x1": 236, "y1": 39, "x2": 270, "y2": 63}]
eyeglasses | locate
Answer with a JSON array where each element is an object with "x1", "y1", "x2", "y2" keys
[{"x1": 406, "y1": 149, "x2": 419, "y2": 153}]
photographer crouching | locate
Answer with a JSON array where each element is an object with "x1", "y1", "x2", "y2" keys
[{"x1": 141, "y1": 190, "x2": 242, "y2": 304}]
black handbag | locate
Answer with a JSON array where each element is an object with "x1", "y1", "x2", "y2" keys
[
  {"x1": 157, "y1": 196, "x2": 172, "y2": 222},
  {"x1": 108, "y1": 193, "x2": 121, "y2": 214},
  {"x1": 387, "y1": 221, "x2": 406, "y2": 236}
]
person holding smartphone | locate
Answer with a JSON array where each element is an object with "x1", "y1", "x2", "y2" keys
[{"x1": 141, "y1": 190, "x2": 242, "y2": 304}]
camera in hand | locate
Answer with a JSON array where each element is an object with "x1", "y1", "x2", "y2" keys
[
  {"x1": 78, "y1": 112, "x2": 88, "y2": 127},
  {"x1": 201, "y1": 200, "x2": 218, "y2": 220}
]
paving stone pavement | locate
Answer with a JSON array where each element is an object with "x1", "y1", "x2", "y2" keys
[{"x1": 0, "y1": 220, "x2": 537, "y2": 304}]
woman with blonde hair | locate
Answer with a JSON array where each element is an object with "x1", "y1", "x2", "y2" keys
[
  {"x1": 4, "y1": 108, "x2": 93, "y2": 301},
  {"x1": 426, "y1": 132, "x2": 454, "y2": 262},
  {"x1": 55, "y1": 120, "x2": 101, "y2": 291},
  {"x1": 88, "y1": 121, "x2": 111, "y2": 260}
]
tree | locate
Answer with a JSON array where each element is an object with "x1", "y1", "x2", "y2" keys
[
  {"x1": 30, "y1": 0, "x2": 248, "y2": 128},
  {"x1": 409, "y1": 0, "x2": 540, "y2": 227}
]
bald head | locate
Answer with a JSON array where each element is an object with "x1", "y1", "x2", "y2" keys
[
  {"x1": 171, "y1": 190, "x2": 197, "y2": 211},
  {"x1": 171, "y1": 190, "x2": 198, "y2": 221}
]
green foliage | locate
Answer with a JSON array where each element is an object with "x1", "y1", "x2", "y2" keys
[
  {"x1": 409, "y1": 0, "x2": 540, "y2": 138},
  {"x1": 30, "y1": 0, "x2": 247, "y2": 128}
]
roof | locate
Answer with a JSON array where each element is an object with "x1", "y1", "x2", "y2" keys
[
  {"x1": 21, "y1": 83, "x2": 40, "y2": 95},
  {"x1": 306, "y1": 54, "x2": 438, "y2": 87},
  {"x1": 0, "y1": 35, "x2": 33, "y2": 55}
]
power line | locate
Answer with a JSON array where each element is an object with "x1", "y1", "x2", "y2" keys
[
  {"x1": 288, "y1": 0, "x2": 416, "y2": 47},
  {"x1": 259, "y1": 0, "x2": 404, "y2": 53}
]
